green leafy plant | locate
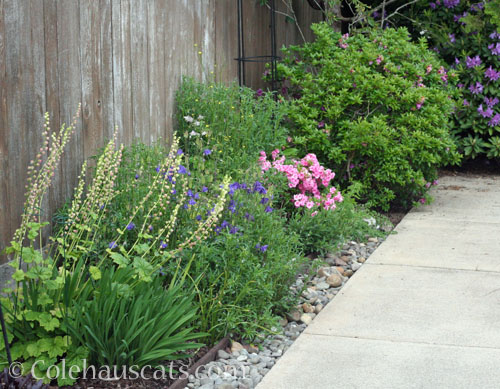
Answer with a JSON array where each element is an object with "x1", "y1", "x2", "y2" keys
[
  {"x1": 287, "y1": 195, "x2": 386, "y2": 255},
  {"x1": 67, "y1": 265, "x2": 203, "y2": 368},
  {"x1": 277, "y1": 23, "x2": 461, "y2": 210},
  {"x1": 175, "y1": 77, "x2": 289, "y2": 182}
]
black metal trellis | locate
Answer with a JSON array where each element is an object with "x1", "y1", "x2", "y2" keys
[{"x1": 235, "y1": 0, "x2": 280, "y2": 91}]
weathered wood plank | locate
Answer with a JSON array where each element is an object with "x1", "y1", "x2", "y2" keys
[
  {"x1": 214, "y1": 0, "x2": 238, "y2": 84},
  {"x1": 147, "y1": 0, "x2": 166, "y2": 144},
  {"x1": 56, "y1": 0, "x2": 83, "y2": 202},
  {"x1": 0, "y1": 0, "x2": 10, "y2": 255},
  {"x1": 111, "y1": 0, "x2": 133, "y2": 146},
  {"x1": 43, "y1": 0, "x2": 62, "y2": 226},
  {"x1": 3, "y1": 1, "x2": 29, "y2": 247},
  {"x1": 80, "y1": 0, "x2": 105, "y2": 160},
  {"x1": 129, "y1": 0, "x2": 149, "y2": 143},
  {"x1": 99, "y1": 0, "x2": 114, "y2": 141}
]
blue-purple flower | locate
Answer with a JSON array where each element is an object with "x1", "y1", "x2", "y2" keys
[
  {"x1": 478, "y1": 104, "x2": 493, "y2": 118},
  {"x1": 466, "y1": 55, "x2": 481, "y2": 68},
  {"x1": 489, "y1": 42, "x2": 500, "y2": 56},
  {"x1": 178, "y1": 165, "x2": 188, "y2": 174},
  {"x1": 160, "y1": 241, "x2": 168, "y2": 249},
  {"x1": 260, "y1": 197, "x2": 269, "y2": 205},
  {"x1": 469, "y1": 82, "x2": 483, "y2": 94},
  {"x1": 485, "y1": 66, "x2": 500, "y2": 81},
  {"x1": 253, "y1": 181, "x2": 267, "y2": 195},
  {"x1": 264, "y1": 206, "x2": 273, "y2": 213},
  {"x1": 196, "y1": 215, "x2": 202, "y2": 221},
  {"x1": 488, "y1": 113, "x2": 500, "y2": 127},
  {"x1": 443, "y1": 0, "x2": 460, "y2": 8},
  {"x1": 203, "y1": 149, "x2": 212, "y2": 156},
  {"x1": 485, "y1": 97, "x2": 499, "y2": 107},
  {"x1": 109, "y1": 241, "x2": 117, "y2": 249},
  {"x1": 126, "y1": 222, "x2": 135, "y2": 231},
  {"x1": 255, "y1": 243, "x2": 268, "y2": 252},
  {"x1": 135, "y1": 173, "x2": 140, "y2": 180},
  {"x1": 201, "y1": 186, "x2": 208, "y2": 193},
  {"x1": 177, "y1": 148, "x2": 183, "y2": 155}
]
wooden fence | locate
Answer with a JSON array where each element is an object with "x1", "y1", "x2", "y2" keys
[{"x1": 0, "y1": 0, "x2": 322, "y2": 261}]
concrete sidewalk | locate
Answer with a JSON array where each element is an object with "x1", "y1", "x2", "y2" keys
[{"x1": 258, "y1": 174, "x2": 500, "y2": 389}]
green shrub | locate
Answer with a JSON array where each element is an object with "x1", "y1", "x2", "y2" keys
[
  {"x1": 287, "y1": 195, "x2": 386, "y2": 255},
  {"x1": 398, "y1": 0, "x2": 500, "y2": 159},
  {"x1": 278, "y1": 23, "x2": 461, "y2": 210}
]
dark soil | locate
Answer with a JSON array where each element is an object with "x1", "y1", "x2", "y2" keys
[{"x1": 440, "y1": 157, "x2": 500, "y2": 177}]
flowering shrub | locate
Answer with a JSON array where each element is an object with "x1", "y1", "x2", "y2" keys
[
  {"x1": 400, "y1": 0, "x2": 500, "y2": 158},
  {"x1": 259, "y1": 150, "x2": 343, "y2": 213},
  {"x1": 277, "y1": 23, "x2": 461, "y2": 210}
]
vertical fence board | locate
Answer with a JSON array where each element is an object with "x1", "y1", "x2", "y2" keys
[
  {"x1": 56, "y1": 0, "x2": 83, "y2": 203},
  {"x1": 130, "y1": 0, "x2": 149, "y2": 143},
  {"x1": 3, "y1": 1, "x2": 28, "y2": 241},
  {"x1": 214, "y1": 0, "x2": 238, "y2": 84},
  {"x1": 0, "y1": 0, "x2": 9, "y2": 251},
  {"x1": 43, "y1": 0, "x2": 62, "y2": 220},
  {"x1": 111, "y1": 0, "x2": 133, "y2": 146},
  {"x1": 147, "y1": 1, "x2": 165, "y2": 144}
]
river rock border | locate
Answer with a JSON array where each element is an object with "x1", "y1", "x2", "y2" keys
[{"x1": 184, "y1": 237, "x2": 384, "y2": 389}]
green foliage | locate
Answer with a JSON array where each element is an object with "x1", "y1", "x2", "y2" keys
[
  {"x1": 161, "y1": 175, "x2": 305, "y2": 343},
  {"x1": 277, "y1": 23, "x2": 461, "y2": 210},
  {"x1": 287, "y1": 195, "x2": 386, "y2": 255},
  {"x1": 175, "y1": 77, "x2": 289, "y2": 181},
  {"x1": 67, "y1": 265, "x2": 203, "y2": 368},
  {"x1": 398, "y1": 0, "x2": 500, "y2": 159}
]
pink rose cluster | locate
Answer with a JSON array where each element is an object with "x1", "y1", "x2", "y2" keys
[{"x1": 259, "y1": 150, "x2": 343, "y2": 213}]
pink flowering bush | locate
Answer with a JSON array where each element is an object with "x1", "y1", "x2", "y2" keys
[{"x1": 259, "y1": 149, "x2": 343, "y2": 213}]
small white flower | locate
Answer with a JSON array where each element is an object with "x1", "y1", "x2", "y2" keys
[
  {"x1": 201, "y1": 131, "x2": 207, "y2": 136},
  {"x1": 198, "y1": 115, "x2": 204, "y2": 120},
  {"x1": 189, "y1": 130, "x2": 200, "y2": 137},
  {"x1": 184, "y1": 115, "x2": 194, "y2": 123},
  {"x1": 420, "y1": 30, "x2": 426, "y2": 35},
  {"x1": 193, "y1": 121, "x2": 201, "y2": 126}
]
